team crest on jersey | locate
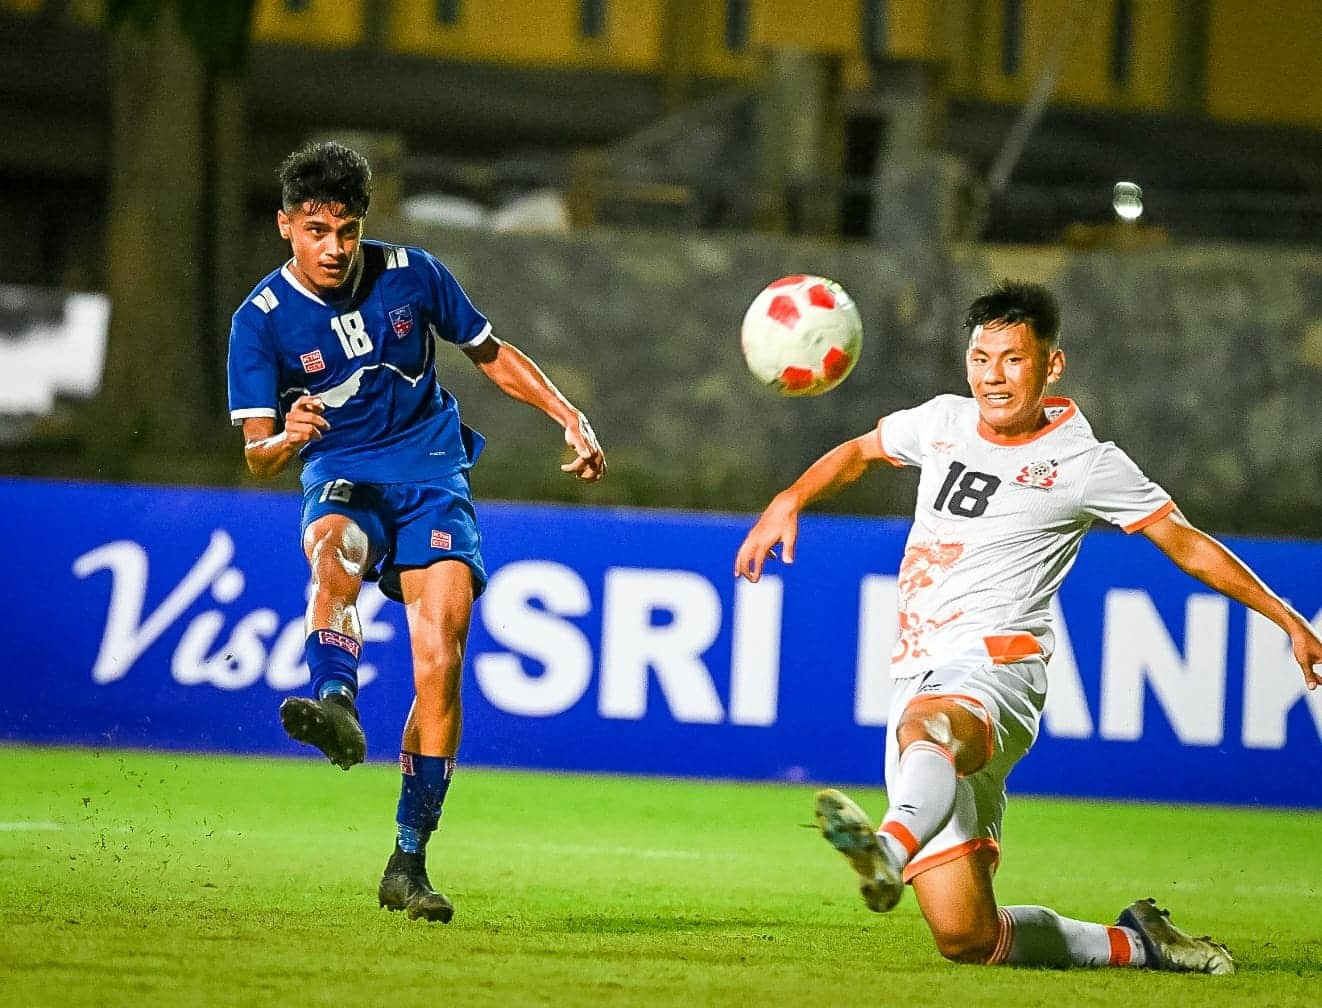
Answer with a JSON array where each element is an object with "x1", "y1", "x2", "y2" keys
[
  {"x1": 929, "y1": 440, "x2": 957, "y2": 455},
  {"x1": 388, "y1": 305, "x2": 414, "y2": 337},
  {"x1": 1015, "y1": 459, "x2": 1059, "y2": 490},
  {"x1": 300, "y1": 349, "x2": 325, "y2": 373}
]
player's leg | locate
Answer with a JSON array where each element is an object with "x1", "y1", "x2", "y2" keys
[
  {"x1": 816, "y1": 691, "x2": 990, "y2": 912},
  {"x1": 914, "y1": 851, "x2": 1231, "y2": 970},
  {"x1": 375, "y1": 474, "x2": 486, "y2": 922},
  {"x1": 910, "y1": 844, "x2": 1001, "y2": 962},
  {"x1": 279, "y1": 507, "x2": 379, "y2": 769},
  {"x1": 377, "y1": 558, "x2": 473, "y2": 923},
  {"x1": 398, "y1": 558, "x2": 473, "y2": 756},
  {"x1": 911, "y1": 848, "x2": 1139, "y2": 967}
]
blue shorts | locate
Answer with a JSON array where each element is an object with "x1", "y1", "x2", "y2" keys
[{"x1": 300, "y1": 472, "x2": 487, "y2": 602}]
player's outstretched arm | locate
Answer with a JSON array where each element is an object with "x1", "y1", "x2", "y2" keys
[
  {"x1": 462, "y1": 335, "x2": 605, "y2": 482},
  {"x1": 241, "y1": 395, "x2": 329, "y2": 480},
  {"x1": 734, "y1": 431, "x2": 884, "y2": 583},
  {"x1": 1143, "y1": 508, "x2": 1322, "y2": 690}
]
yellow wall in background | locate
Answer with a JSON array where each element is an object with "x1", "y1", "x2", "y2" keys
[
  {"x1": 252, "y1": 0, "x2": 363, "y2": 49},
  {"x1": 0, "y1": 0, "x2": 45, "y2": 15},
  {"x1": 1206, "y1": 1, "x2": 1322, "y2": 127},
  {"x1": 959, "y1": 1, "x2": 1181, "y2": 114},
  {"x1": 887, "y1": 1, "x2": 939, "y2": 62},
  {"x1": 389, "y1": 0, "x2": 664, "y2": 72},
  {"x1": 13, "y1": 0, "x2": 1322, "y2": 131}
]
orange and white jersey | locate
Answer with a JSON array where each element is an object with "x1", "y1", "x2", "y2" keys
[{"x1": 878, "y1": 394, "x2": 1173, "y2": 679}]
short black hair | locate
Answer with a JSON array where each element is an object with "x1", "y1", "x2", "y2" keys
[
  {"x1": 278, "y1": 140, "x2": 372, "y2": 217},
  {"x1": 964, "y1": 280, "x2": 1060, "y2": 346}
]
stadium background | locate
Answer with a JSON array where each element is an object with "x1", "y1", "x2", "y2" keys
[{"x1": 1, "y1": 3, "x2": 1320, "y2": 1004}]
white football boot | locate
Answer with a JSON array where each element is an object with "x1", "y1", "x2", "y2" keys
[
  {"x1": 1117, "y1": 897, "x2": 1236, "y2": 975},
  {"x1": 814, "y1": 788, "x2": 904, "y2": 913}
]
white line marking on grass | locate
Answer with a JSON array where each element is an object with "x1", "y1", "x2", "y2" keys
[
  {"x1": 517, "y1": 842, "x2": 736, "y2": 861},
  {"x1": 0, "y1": 822, "x2": 65, "y2": 831}
]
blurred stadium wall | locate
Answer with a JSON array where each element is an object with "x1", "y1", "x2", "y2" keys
[{"x1": 1, "y1": 0, "x2": 1320, "y2": 538}]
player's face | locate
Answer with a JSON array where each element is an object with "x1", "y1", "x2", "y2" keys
[
  {"x1": 277, "y1": 202, "x2": 363, "y2": 294},
  {"x1": 965, "y1": 321, "x2": 1065, "y2": 440}
]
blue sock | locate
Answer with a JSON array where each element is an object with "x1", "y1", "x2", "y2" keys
[
  {"x1": 305, "y1": 629, "x2": 362, "y2": 701},
  {"x1": 396, "y1": 752, "x2": 455, "y2": 854}
]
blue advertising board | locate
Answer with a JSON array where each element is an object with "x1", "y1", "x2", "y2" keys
[{"x1": 4, "y1": 476, "x2": 1320, "y2": 807}]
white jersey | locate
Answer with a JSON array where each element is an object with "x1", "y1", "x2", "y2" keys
[{"x1": 878, "y1": 394, "x2": 1172, "y2": 679}]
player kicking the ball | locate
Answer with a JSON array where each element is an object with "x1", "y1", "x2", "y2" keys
[
  {"x1": 735, "y1": 280, "x2": 1322, "y2": 972},
  {"x1": 228, "y1": 141, "x2": 605, "y2": 922}
]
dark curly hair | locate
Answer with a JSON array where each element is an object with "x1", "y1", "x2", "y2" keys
[
  {"x1": 278, "y1": 140, "x2": 372, "y2": 217},
  {"x1": 964, "y1": 280, "x2": 1061, "y2": 347}
]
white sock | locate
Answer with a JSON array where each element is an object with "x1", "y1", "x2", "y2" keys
[
  {"x1": 988, "y1": 905, "x2": 1147, "y2": 967},
  {"x1": 877, "y1": 740, "x2": 958, "y2": 866}
]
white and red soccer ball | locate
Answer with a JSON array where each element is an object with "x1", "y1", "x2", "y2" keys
[{"x1": 739, "y1": 275, "x2": 863, "y2": 396}]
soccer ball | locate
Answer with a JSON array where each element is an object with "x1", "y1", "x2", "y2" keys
[{"x1": 739, "y1": 275, "x2": 863, "y2": 396}]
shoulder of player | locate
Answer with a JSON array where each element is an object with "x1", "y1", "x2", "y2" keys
[
  {"x1": 361, "y1": 238, "x2": 443, "y2": 275},
  {"x1": 232, "y1": 265, "x2": 288, "y2": 328}
]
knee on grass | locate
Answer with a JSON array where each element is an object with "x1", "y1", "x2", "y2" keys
[{"x1": 932, "y1": 923, "x2": 1000, "y2": 965}]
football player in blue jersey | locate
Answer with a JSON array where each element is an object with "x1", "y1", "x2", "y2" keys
[{"x1": 227, "y1": 140, "x2": 605, "y2": 922}]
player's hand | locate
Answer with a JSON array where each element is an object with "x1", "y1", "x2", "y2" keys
[
  {"x1": 734, "y1": 496, "x2": 800, "y2": 583},
  {"x1": 1289, "y1": 615, "x2": 1322, "y2": 691},
  {"x1": 283, "y1": 395, "x2": 329, "y2": 446},
  {"x1": 561, "y1": 411, "x2": 606, "y2": 482}
]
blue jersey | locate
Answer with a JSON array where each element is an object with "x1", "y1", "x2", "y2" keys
[{"x1": 228, "y1": 241, "x2": 489, "y2": 490}]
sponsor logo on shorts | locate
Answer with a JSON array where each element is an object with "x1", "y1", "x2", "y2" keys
[
  {"x1": 430, "y1": 529, "x2": 452, "y2": 550},
  {"x1": 316, "y1": 629, "x2": 361, "y2": 659},
  {"x1": 300, "y1": 349, "x2": 326, "y2": 373}
]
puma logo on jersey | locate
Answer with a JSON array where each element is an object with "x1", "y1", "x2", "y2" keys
[{"x1": 1014, "y1": 459, "x2": 1058, "y2": 490}]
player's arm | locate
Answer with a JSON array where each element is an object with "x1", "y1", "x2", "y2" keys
[
  {"x1": 241, "y1": 395, "x2": 329, "y2": 480},
  {"x1": 1142, "y1": 508, "x2": 1322, "y2": 690},
  {"x1": 462, "y1": 335, "x2": 605, "y2": 482},
  {"x1": 734, "y1": 429, "x2": 887, "y2": 583}
]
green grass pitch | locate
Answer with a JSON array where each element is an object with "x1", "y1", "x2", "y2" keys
[{"x1": 1, "y1": 745, "x2": 1318, "y2": 1007}]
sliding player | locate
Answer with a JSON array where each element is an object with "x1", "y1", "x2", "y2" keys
[{"x1": 735, "y1": 279, "x2": 1321, "y2": 971}]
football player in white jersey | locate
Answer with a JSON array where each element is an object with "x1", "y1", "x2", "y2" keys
[
  {"x1": 735, "y1": 280, "x2": 1322, "y2": 973},
  {"x1": 229, "y1": 141, "x2": 605, "y2": 922}
]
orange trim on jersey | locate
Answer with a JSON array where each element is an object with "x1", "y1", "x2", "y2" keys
[
  {"x1": 905, "y1": 692, "x2": 996, "y2": 772},
  {"x1": 1106, "y1": 926, "x2": 1133, "y2": 966},
  {"x1": 983, "y1": 633, "x2": 1043, "y2": 665},
  {"x1": 879, "y1": 820, "x2": 921, "y2": 858},
  {"x1": 976, "y1": 396, "x2": 1077, "y2": 447},
  {"x1": 1123, "y1": 499, "x2": 1176, "y2": 534},
  {"x1": 874, "y1": 418, "x2": 906, "y2": 468},
  {"x1": 902, "y1": 837, "x2": 1000, "y2": 884}
]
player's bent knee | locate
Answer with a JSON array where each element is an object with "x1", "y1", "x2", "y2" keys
[
  {"x1": 932, "y1": 925, "x2": 1000, "y2": 965},
  {"x1": 304, "y1": 517, "x2": 371, "y2": 576}
]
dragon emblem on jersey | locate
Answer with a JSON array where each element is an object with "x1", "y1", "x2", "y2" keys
[
  {"x1": 1015, "y1": 459, "x2": 1058, "y2": 490},
  {"x1": 388, "y1": 304, "x2": 414, "y2": 337},
  {"x1": 898, "y1": 539, "x2": 965, "y2": 597},
  {"x1": 893, "y1": 538, "x2": 966, "y2": 665}
]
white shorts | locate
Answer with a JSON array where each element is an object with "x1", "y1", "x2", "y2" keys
[{"x1": 886, "y1": 656, "x2": 1047, "y2": 882}]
